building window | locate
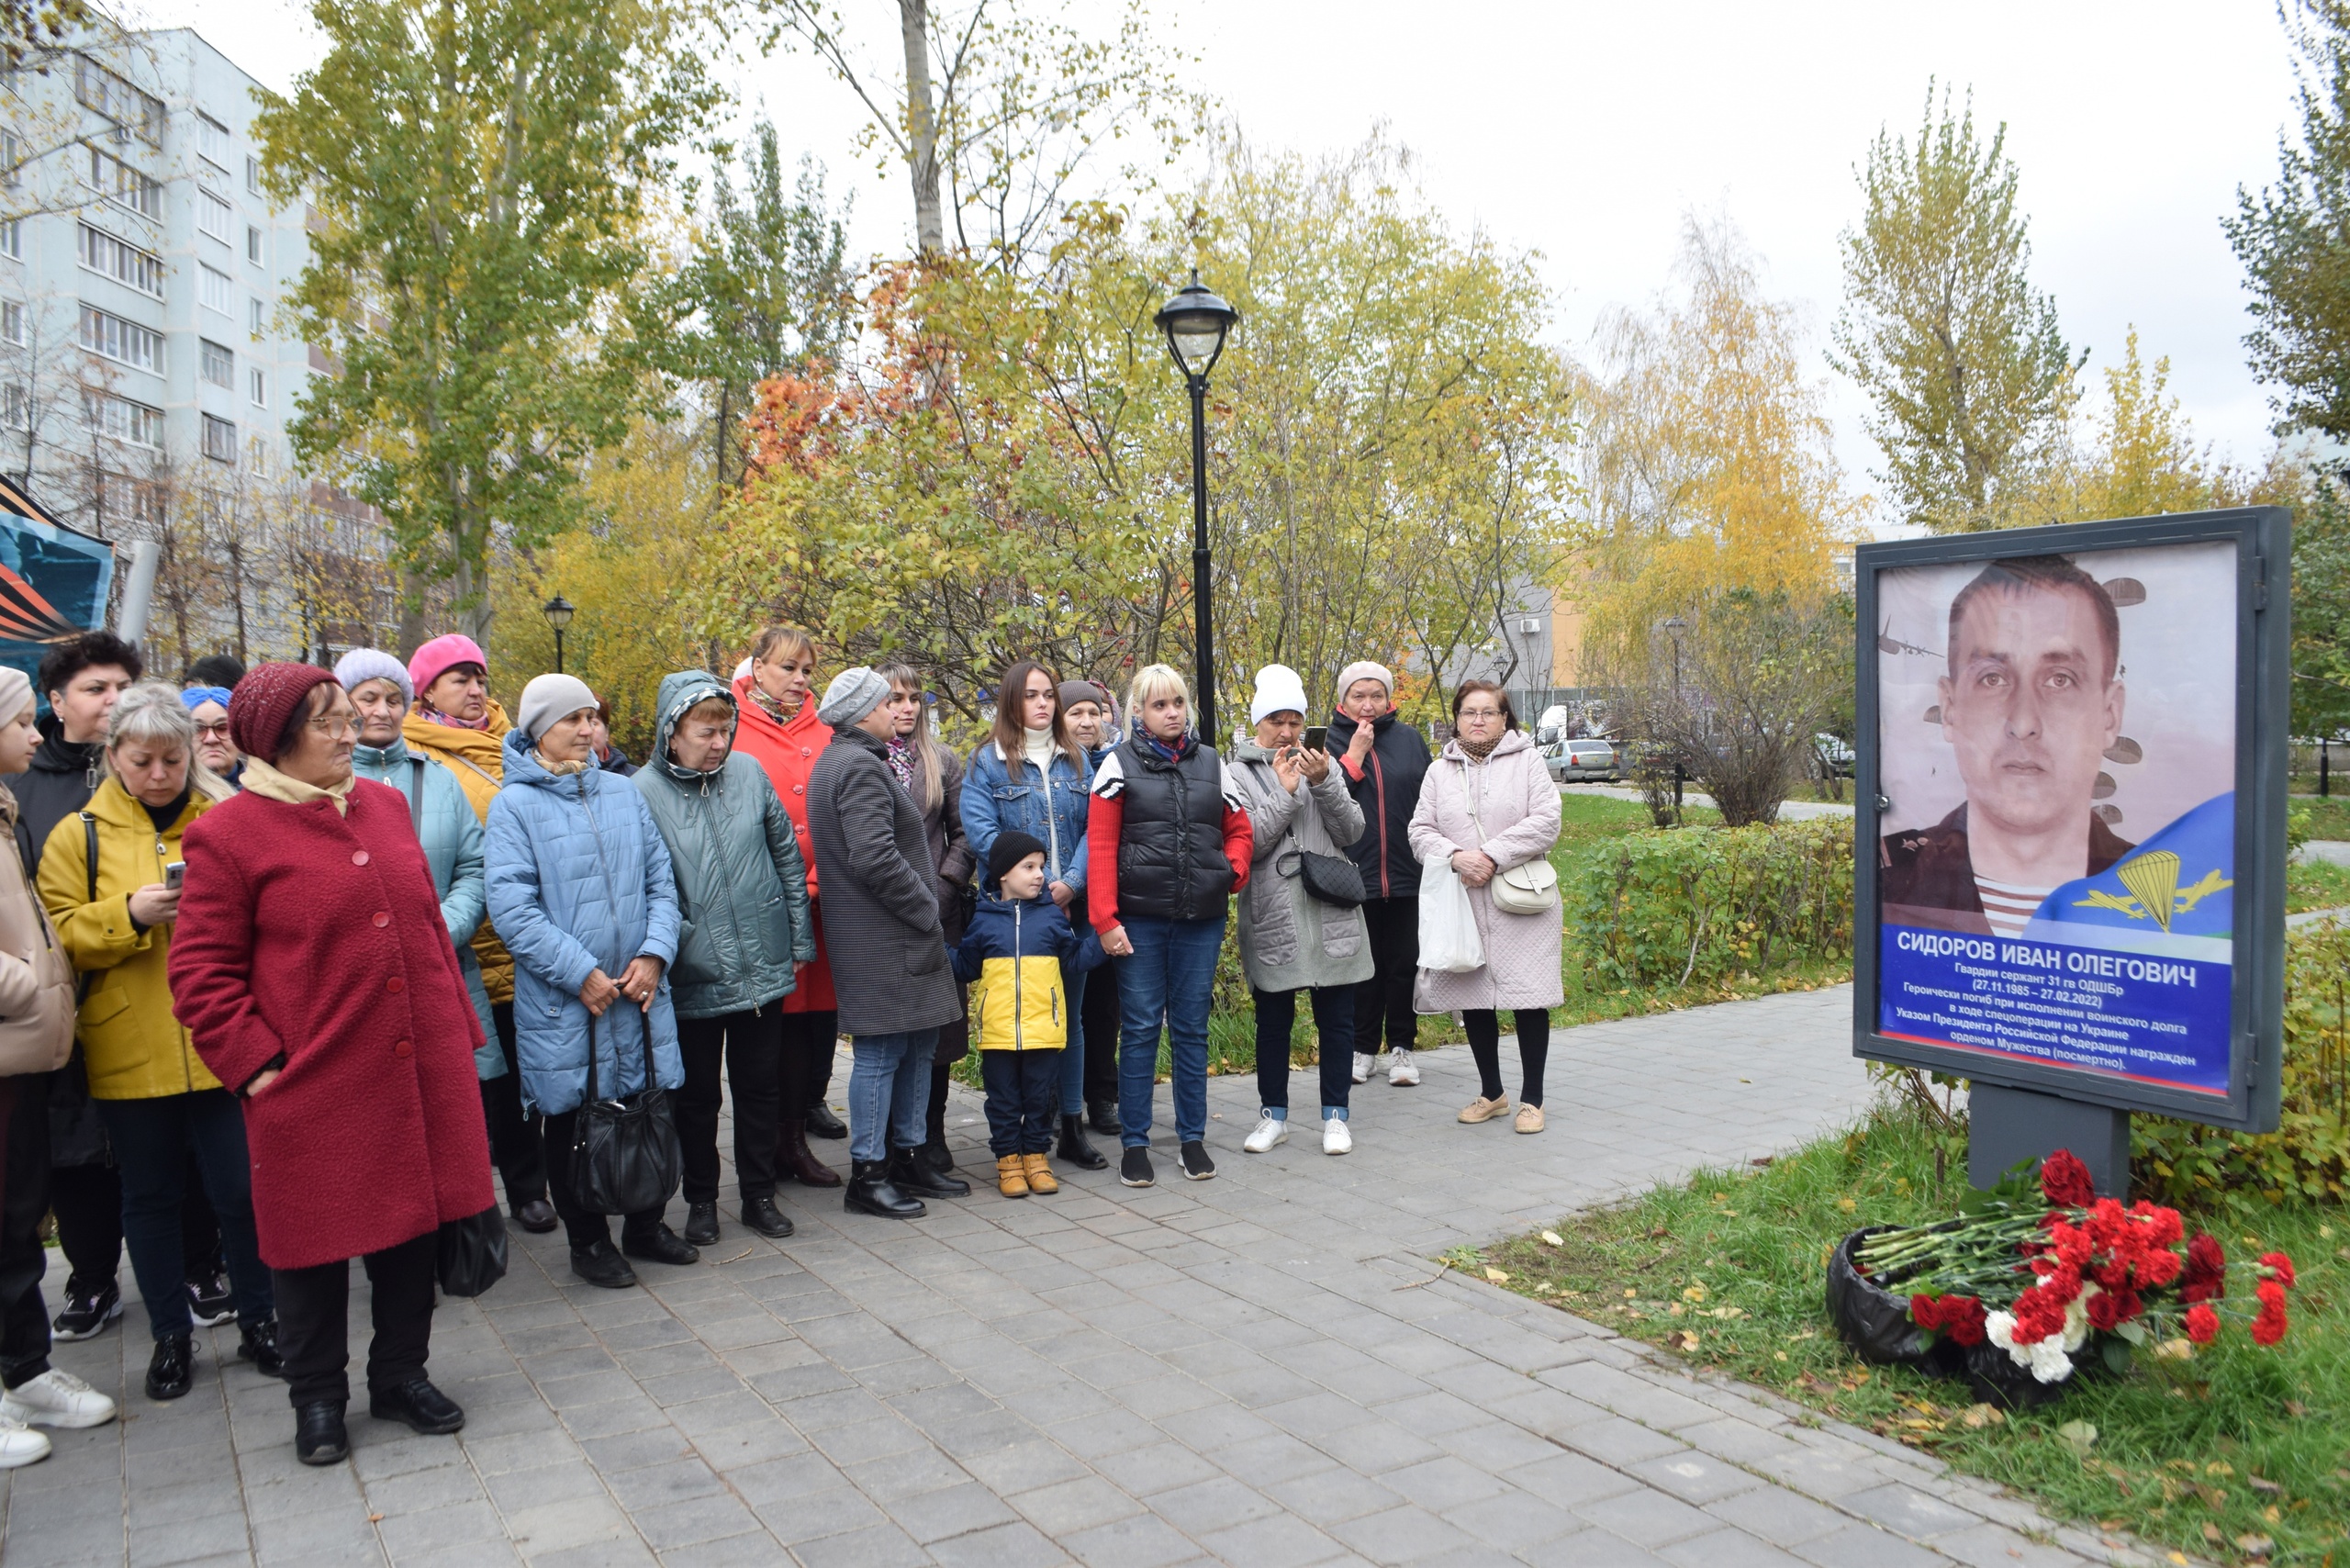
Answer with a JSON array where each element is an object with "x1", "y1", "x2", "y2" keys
[
  {"x1": 1, "y1": 302, "x2": 19, "y2": 346},
  {"x1": 247, "y1": 297, "x2": 263, "y2": 338},
  {"x1": 200, "y1": 338, "x2": 233, "y2": 388},
  {"x1": 2, "y1": 385, "x2": 26, "y2": 431},
  {"x1": 248, "y1": 367, "x2": 266, "y2": 408},
  {"x1": 198, "y1": 189, "x2": 233, "y2": 243},
  {"x1": 245, "y1": 153, "x2": 261, "y2": 194},
  {"x1": 84, "y1": 390, "x2": 162, "y2": 448},
  {"x1": 79, "y1": 305, "x2": 162, "y2": 372},
  {"x1": 197, "y1": 114, "x2": 230, "y2": 170},
  {"x1": 77, "y1": 224, "x2": 165, "y2": 298},
  {"x1": 96, "y1": 469, "x2": 165, "y2": 528},
  {"x1": 245, "y1": 225, "x2": 263, "y2": 264},
  {"x1": 202, "y1": 413, "x2": 236, "y2": 464},
  {"x1": 198, "y1": 263, "x2": 232, "y2": 316},
  {"x1": 2, "y1": 129, "x2": 19, "y2": 190},
  {"x1": 0, "y1": 220, "x2": 19, "y2": 262},
  {"x1": 74, "y1": 58, "x2": 164, "y2": 144},
  {"x1": 85, "y1": 146, "x2": 162, "y2": 219}
]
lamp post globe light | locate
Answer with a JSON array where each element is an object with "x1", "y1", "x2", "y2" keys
[
  {"x1": 1155, "y1": 269, "x2": 1239, "y2": 744},
  {"x1": 542, "y1": 593, "x2": 576, "y2": 675}
]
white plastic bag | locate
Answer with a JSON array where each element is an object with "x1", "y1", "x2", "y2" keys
[{"x1": 1417, "y1": 853, "x2": 1485, "y2": 973}]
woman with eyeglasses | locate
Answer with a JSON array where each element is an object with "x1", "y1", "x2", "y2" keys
[
  {"x1": 1407, "y1": 681, "x2": 1561, "y2": 1134},
  {"x1": 38, "y1": 683, "x2": 274, "y2": 1406},
  {"x1": 171, "y1": 665, "x2": 495, "y2": 1465},
  {"x1": 182, "y1": 687, "x2": 242, "y2": 791}
]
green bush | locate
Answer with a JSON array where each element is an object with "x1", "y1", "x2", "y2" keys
[
  {"x1": 1565, "y1": 818, "x2": 1852, "y2": 989},
  {"x1": 2133, "y1": 919, "x2": 2350, "y2": 1205}
]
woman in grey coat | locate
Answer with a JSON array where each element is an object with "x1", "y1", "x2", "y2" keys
[
  {"x1": 635, "y1": 671, "x2": 817, "y2": 1248},
  {"x1": 1229, "y1": 666, "x2": 1372, "y2": 1158}
]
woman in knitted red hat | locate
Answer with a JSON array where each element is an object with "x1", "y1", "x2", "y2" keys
[{"x1": 171, "y1": 664, "x2": 495, "y2": 1466}]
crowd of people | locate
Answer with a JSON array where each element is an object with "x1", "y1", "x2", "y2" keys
[{"x1": 0, "y1": 627, "x2": 1562, "y2": 1470}]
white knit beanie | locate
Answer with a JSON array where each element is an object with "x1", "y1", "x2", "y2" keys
[
  {"x1": 1249, "y1": 664, "x2": 1310, "y2": 726},
  {"x1": 333, "y1": 646, "x2": 414, "y2": 703},
  {"x1": 816, "y1": 666, "x2": 890, "y2": 729},
  {"x1": 1335, "y1": 661, "x2": 1393, "y2": 703},
  {"x1": 518, "y1": 673, "x2": 599, "y2": 743}
]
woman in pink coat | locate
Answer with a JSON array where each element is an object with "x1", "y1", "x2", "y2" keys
[{"x1": 1407, "y1": 681, "x2": 1561, "y2": 1134}]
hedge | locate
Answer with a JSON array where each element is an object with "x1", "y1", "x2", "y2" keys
[{"x1": 1564, "y1": 817, "x2": 1853, "y2": 989}]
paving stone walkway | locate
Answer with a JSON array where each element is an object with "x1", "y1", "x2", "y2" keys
[{"x1": 3, "y1": 987, "x2": 2163, "y2": 1568}]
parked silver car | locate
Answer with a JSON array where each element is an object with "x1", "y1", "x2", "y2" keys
[{"x1": 1546, "y1": 738, "x2": 1621, "y2": 783}]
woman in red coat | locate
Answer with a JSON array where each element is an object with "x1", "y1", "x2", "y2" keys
[
  {"x1": 169, "y1": 664, "x2": 494, "y2": 1467},
  {"x1": 731, "y1": 626, "x2": 845, "y2": 1178}
]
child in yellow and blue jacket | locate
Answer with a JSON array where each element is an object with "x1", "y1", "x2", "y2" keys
[{"x1": 949, "y1": 831, "x2": 1105, "y2": 1198}]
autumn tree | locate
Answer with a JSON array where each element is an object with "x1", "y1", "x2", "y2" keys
[
  {"x1": 1832, "y1": 85, "x2": 2081, "y2": 532},
  {"x1": 256, "y1": 0, "x2": 718, "y2": 644}
]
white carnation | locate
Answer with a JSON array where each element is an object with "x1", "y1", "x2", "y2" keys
[
  {"x1": 2062, "y1": 1285, "x2": 2096, "y2": 1353},
  {"x1": 1986, "y1": 1310, "x2": 2035, "y2": 1369},
  {"x1": 2027, "y1": 1338, "x2": 2076, "y2": 1383}
]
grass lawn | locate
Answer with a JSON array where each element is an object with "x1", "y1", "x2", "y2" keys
[
  {"x1": 2289, "y1": 793, "x2": 2350, "y2": 843},
  {"x1": 2288, "y1": 857, "x2": 2350, "y2": 914},
  {"x1": 1471, "y1": 1109, "x2": 2350, "y2": 1567}
]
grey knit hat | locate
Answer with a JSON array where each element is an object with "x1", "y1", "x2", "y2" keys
[
  {"x1": 333, "y1": 646, "x2": 413, "y2": 703},
  {"x1": 518, "y1": 672, "x2": 599, "y2": 743},
  {"x1": 816, "y1": 666, "x2": 890, "y2": 729}
]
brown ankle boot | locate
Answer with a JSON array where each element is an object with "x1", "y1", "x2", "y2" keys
[
  {"x1": 995, "y1": 1154, "x2": 1029, "y2": 1199},
  {"x1": 780, "y1": 1117, "x2": 843, "y2": 1188},
  {"x1": 1021, "y1": 1153, "x2": 1058, "y2": 1194}
]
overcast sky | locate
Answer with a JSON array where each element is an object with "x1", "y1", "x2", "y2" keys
[{"x1": 134, "y1": 0, "x2": 2309, "y2": 523}]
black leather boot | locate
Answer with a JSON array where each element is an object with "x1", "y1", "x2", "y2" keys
[
  {"x1": 370, "y1": 1376, "x2": 465, "y2": 1435},
  {"x1": 890, "y1": 1146, "x2": 968, "y2": 1199},
  {"x1": 1087, "y1": 1099, "x2": 1119, "y2": 1136},
  {"x1": 844, "y1": 1159, "x2": 925, "y2": 1219},
  {"x1": 920, "y1": 1135, "x2": 957, "y2": 1175},
  {"x1": 238, "y1": 1317, "x2": 287, "y2": 1378},
  {"x1": 779, "y1": 1117, "x2": 844, "y2": 1187},
  {"x1": 682, "y1": 1201, "x2": 720, "y2": 1246},
  {"x1": 1056, "y1": 1114, "x2": 1109, "y2": 1170},
  {"x1": 741, "y1": 1195, "x2": 795, "y2": 1238},
  {"x1": 804, "y1": 1102, "x2": 847, "y2": 1139},
  {"x1": 510, "y1": 1196, "x2": 558, "y2": 1234},
  {"x1": 621, "y1": 1224, "x2": 700, "y2": 1267},
  {"x1": 295, "y1": 1401, "x2": 348, "y2": 1465},
  {"x1": 146, "y1": 1333, "x2": 194, "y2": 1400}
]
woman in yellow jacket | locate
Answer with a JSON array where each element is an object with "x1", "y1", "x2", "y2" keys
[{"x1": 39, "y1": 682, "x2": 277, "y2": 1404}]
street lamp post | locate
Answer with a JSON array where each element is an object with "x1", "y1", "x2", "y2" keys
[
  {"x1": 542, "y1": 593, "x2": 576, "y2": 675},
  {"x1": 1661, "y1": 615, "x2": 1687, "y2": 809},
  {"x1": 1154, "y1": 270, "x2": 1239, "y2": 745}
]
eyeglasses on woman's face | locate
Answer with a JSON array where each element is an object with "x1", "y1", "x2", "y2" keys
[
  {"x1": 194, "y1": 720, "x2": 232, "y2": 738},
  {"x1": 306, "y1": 714, "x2": 358, "y2": 741}
]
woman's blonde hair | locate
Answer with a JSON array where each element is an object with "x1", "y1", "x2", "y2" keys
[
  {"x1": 102, "y1": 680, "x2": 234, "y2": 802},
  {"x1": 875, "y1": 659, "x2": 946, "y2": 813},
  {"x1": 1124, "y1": 664, "x2": 1191, "y2": 734},
  {"x1": 750, "y1": 625, "x2": 817, "y2": 668}
]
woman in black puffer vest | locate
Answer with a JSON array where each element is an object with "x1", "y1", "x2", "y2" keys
[{"x1": 1083, "y1": 665, "x2": 1252, "y2": 1190}]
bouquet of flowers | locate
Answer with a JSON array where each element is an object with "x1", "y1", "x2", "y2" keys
[{"x1": 1836, "y1": 1150, "x2": 2296, "y2": 1392}]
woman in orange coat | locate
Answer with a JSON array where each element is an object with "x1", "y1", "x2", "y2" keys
[{"x1": 729, "y1": 627, "x2": 843, "y2": 1182}]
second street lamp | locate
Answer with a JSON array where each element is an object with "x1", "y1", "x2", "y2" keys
[
  {"x1": 1155, "y1": 269, "x2": 1239, "y2": 745},
  {"x1": 543, "y1": 593, "x2": 576, "y2": 675}
]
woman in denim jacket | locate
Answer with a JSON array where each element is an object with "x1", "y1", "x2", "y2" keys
[{"x1": 958, "y1": 661, "x2": 1102, "y2": 1169}]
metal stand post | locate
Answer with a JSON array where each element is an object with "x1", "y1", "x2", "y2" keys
[{"x1": 1967, "y1": 1082, "x2": 2131, "y2": 1196}]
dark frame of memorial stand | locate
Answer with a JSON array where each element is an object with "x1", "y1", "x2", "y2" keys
[{"x1": 1852, "y1": 508, "x2": 2290, "y2": 1193}]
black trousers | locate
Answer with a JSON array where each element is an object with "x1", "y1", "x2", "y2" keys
[
  {"x1": 0, "y1": 1078, "x2": 52, "y2": 1387},
  {"x1": 979, "y1": 1050, "x2": 1058, "y2": 1157},
  {"x1": 1353, "y1": 896, "x2": 1420, "y2": 1055},
  {"x1": 676, "y1": 1001, "x2": 784, "y2": 1204},
  {"x1": 777, "y1": 1010, "x2": 837, "y2": 1125},
  {"x1": 541, "y1": 1107, "x2": 669, "y2": 1253},
  {"x1": 1254, "y1": 985, "x2": 1355, "y2": 1114},
  {"x1": 1080, "y1": 956, "x2": 1121, "y2": 1104},
  {"x1": 481, "y1": 1002, "x2": 547, "y2": 1207},
  {"x1": 1464, "y1": 1008, "x2": 1550, "y2": 1106},
  {"x1": 271, "y1": 1230, "x2": 436, "y2": 1407},
  {"x1": 49, "y1": 1158, "x2": 221, "y2": 1297}
]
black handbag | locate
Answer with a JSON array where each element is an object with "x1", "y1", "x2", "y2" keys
[
  {"x1": 571, "y1": 1009, "x2": 681, "y2": 1216},
  {"x1": 1278, "y1": 842, "x2": 1368, "y2": 908},
  {"x1": 436, "y1": 1204, "x2": 509, "y2": 1297}
]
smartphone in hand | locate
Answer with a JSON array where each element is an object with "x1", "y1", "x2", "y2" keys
[
  {"x1": 1304, "y1": 725, "x2": 1327, "y2": 752},
  {"x1": 164, "y1": 860, "x2": 185, "y2": 891}
]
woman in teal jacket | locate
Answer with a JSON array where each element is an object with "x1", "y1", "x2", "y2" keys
[
  {"x1": 336, "y1": 652, "x2": 555, "y2": 1236},
  {"x1": 634, "y1": 671, "x2": 816, "y2": 1247}
]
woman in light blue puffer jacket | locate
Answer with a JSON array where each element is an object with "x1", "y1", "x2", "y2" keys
[{"x1": 483, "y1": 675, "x2": 691, "y2": 1291}]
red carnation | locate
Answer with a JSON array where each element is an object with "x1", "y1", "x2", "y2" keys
[
  {"x1": 2040, "y1": 1149, "x2": 2096, "y2": 1208},
  {"x1": 1941, "y1": 1296, "x2": 1988, "y2": 1346},
  {"x1": 2180, "y1": 1233, "x2": 2227, "y2": 1305},
  {"x1": 2087, "y1": 1291, "x2": 2121, "y2": 1331},
  {"x1": 1910, "y1": 1294, "x2": 1944, "y2": 1331},
  {"x1": 2184, "y1": 1304, "x2": 2219, "y2": 1344},
  {"x1": 2259, "y1": 1251, "x2": 2297, "y2": 1290},
  {"x1": 2251, "y1": 1280, "x2": 2288, "y2": 1347}
]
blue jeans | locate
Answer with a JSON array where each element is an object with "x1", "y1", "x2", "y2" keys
[
  {"x1": 95, "y1": 1091, "x2": 272, "y2": 1340},
  {"x1": 1055, "y1": 963, "x2": 1089, "y2": 1118},
  {"x1": 1116, "y1": 913, "x2": 1225, "y2": 1148},
  {"x1": 848, "y1": 1030, "x2": 937, "y2": 1164}
]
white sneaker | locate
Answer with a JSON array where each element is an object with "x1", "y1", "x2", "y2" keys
[
  {"x1": 1243, "y1": 1116, "x2": 1288, "y2": 1153},
  {"x1": 0, "y1": 1414, "x2": 50, "y2": 1469},
  {"x1": 1323, "y1": 1117, "x2": 1353, "y2": 1155},
  {"x1": 1389, "y1": 1050, "x2": 1420, "y2": 1087},
  {"x1": 1351, "y1": 1053, "x2": 1372, "y2": 1084},
  {"x1": 0, "y1": 1370, "x2": 117, "y2": 1429}
]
